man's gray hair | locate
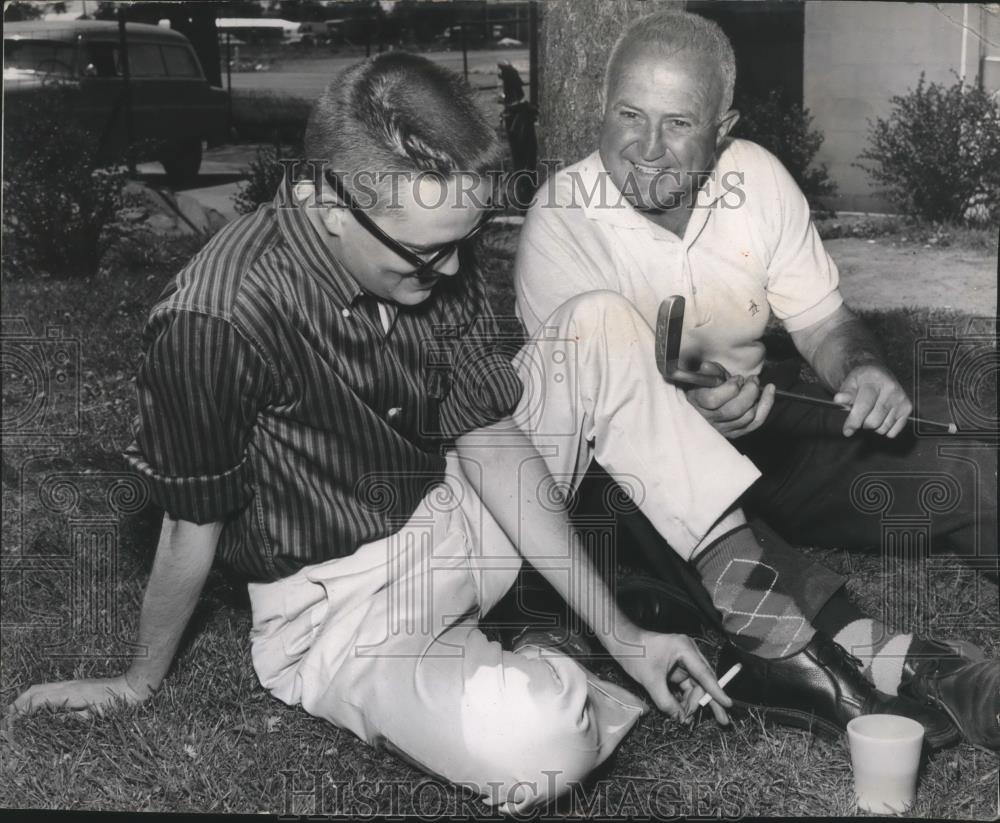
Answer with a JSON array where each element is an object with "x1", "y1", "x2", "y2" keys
[{"x1": 602, "y1": 10, "x2": 736, "y2": 116}]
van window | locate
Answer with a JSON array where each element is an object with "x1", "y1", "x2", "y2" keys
[
  {"x1": 80, "y1": 43, "x2": 170, "y2": 78},
  {"x1": 82, "y1": 43, "x2": 119, "y2": 77},
  {"x1": 4, "y1": 40, "x2": 76, "y2": 76},
  {"x1": 161, "y1": 45, "x2": 201, "y2": 78},
  {"x1": 127, "y1": 43, "x2": 167, "y2": 77}
]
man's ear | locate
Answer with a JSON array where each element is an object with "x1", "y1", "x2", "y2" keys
[{"x1": 716, "y1": 109, "x2": 740, "y2": 144}]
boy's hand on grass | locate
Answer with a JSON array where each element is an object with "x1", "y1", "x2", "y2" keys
[
  {"x1": 618, "y1": 631, "x2": 732, "y2": 726},
  {"x1": 9, "y1": 675, "x2": 149, "y2": 718}
]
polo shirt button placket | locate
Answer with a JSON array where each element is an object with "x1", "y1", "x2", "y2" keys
[
  {"x1": 341, "y1": 308, "x2": 352, "y2": 319},
  {"x1": 682, "y1": 252, "x2": 710, "y2": 325}
]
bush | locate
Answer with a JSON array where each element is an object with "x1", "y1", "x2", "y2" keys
[
  {"x1": 230, "y1": 90, "x2": 310, "y2": 146},
  {"x1": 101, "y1": 228, "x2": 209, "y2": 275},
  {"x1": 232, "y1": 144, "x2": 304, "y2": 215},
  {"x1": 3, "y1": 89, "x2": 129, "y2": 277},
  {"x1": 857, "y1": 74, "x2": 1000, "y2": 224},
  {"x1": 735, "y1": 90, "x2": 838, "y2": 214},
  {"x1": 814, "y1": 215, "x2": 905, "y2": 240},
  {"x1": 230, "y1": 90, "x2": 308, "y2": 216}
]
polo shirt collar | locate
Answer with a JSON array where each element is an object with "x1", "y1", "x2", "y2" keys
[
  {"x1": 577, "y1": 152, "x2": 646, "y2": 230},
  {"x1": 579, "y1": 150, "x2": 726, "y2": 237},
  {"x1": 274, "y1": 183, "x2": 365, "y2": 307}
]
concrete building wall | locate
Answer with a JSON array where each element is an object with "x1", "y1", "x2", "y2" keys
[{"x1": 804, "y1": 1, "x2": 993, "y2": 213}]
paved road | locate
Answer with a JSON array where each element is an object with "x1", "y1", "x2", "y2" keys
[{"x1": 228, "y1": 48, "x2": 530, "y2": 101}]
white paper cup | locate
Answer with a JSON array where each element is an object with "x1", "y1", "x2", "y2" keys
[{"x1": 847, "y1": 714, "x2": 924, "y2": 814}]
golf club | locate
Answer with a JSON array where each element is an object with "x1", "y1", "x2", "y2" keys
[{"x1": 654, "y1": 296, "x2": 958, "y2": 433}]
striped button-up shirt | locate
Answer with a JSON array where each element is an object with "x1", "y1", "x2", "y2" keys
[{"x1": 125, "y1": 189, "x2": 523, "y2": 581}]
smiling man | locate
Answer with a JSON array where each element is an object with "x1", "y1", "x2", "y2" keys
[
  {"x1": 10, "y1": 53, "x2": 746, "y2": 812},
  {"x1": 515, "y1": 10, "x2": 998, "y2": 751},
  {"x1": 597, "y1": 38, "x2": 736, "y2": 233}
]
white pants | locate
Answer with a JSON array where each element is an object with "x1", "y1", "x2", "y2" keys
[
  {"x1": 511, "y1": 291, "x2": 761, "y2": 558},
  {"x1": 248, "y1": 292, "x2": 761, "y2": 811},
  {"x1": 249, "y1": 453, "x2": 646, "y2": 813}
]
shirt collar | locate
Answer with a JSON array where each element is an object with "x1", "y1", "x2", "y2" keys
[
  {"x1": 273, "y1": 183, "x2": 471, "y2": 331},
  {"x1": 274, "y1": 182, "x2": 365, "y2": 307},
  {"x1": 578, "y1": 150, "x2": 726, "y2": 236},
  {"x1": 577, "y1": 152, "x2": 647, "y2": 230}
]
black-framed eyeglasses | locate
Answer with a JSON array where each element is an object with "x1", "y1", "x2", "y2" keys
[{"x1": 323, "y1": 169, "x2": 498, "y2": 278}]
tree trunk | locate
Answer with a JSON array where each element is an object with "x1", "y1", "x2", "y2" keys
[{"x1": 537, "y1": 0, "x2": 686, "y2": 166}]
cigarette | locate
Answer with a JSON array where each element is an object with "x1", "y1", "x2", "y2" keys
[{"x1": 698, "y1": 663, "x2": 742, "y2": 708}]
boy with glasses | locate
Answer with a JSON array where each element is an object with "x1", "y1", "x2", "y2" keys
[{"x1": 11, "y1": 53, "x2": 739, "y2": 812}]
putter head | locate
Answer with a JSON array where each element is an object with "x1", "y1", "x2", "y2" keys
[{"x1": 655, "y1": 296, "x2": 725, "y2": 389}]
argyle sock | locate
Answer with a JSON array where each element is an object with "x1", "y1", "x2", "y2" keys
[
  {"x1": 693, "y1": 525, "x2": 815, "y2": 658},
  {"x1": 830, "y1": 618, "x2": 914, "y2": 696},
  {"x1": 811, "y1": 585, "x2": 869, "y2": 636},
  {"x1": 811, "y1": 587, "x2": 916, "y2": 695}
]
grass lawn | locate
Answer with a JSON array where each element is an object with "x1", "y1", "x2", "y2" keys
[{"x1": 1, "y1": 225, "x2": 997, "y2": 817}]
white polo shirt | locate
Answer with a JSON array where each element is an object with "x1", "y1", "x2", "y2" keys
[{"x1": 514, "y1": 139, "x2": 843, "y2": 376}]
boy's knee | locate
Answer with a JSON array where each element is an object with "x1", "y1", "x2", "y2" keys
[
  {"x1": 462, "y1": 654, "x2": 604, "y2": 809},
  {"x1": 474, "y1": 720, "x2": 602, "y2": 814}
]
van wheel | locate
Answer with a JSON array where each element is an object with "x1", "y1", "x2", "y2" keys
[{"x1": 161, "y1": 138, "x2": 203, "y2": 188}]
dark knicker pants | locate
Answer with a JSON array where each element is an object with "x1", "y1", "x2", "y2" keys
[
  {"x1": 575, "y1": 376, "x2": 996, "y2": 635},
  {"x1": 738, "y1": 377, "x2": 997, "y2": 567}
]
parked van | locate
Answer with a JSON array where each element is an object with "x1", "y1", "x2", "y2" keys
[{"x1": 4, "y1": 20, "x2": 229, "y2": 185}]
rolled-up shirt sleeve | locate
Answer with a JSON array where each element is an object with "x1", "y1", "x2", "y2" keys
[
  {"x1": 436, "y1": 268, "x2": 524, "y2": 438},
  {"x1": 124, "y1": 310, "x2": 273, "y2": 524}
]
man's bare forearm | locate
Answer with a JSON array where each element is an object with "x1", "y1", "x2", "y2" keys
[
  {"x1": 791, "y1": 305, "x2": 889, "y2": 391},
  {"x1": 455, "y1": 422, "x2": 643, "y2": 659},
  {"x1": 125, "y1": 515, "x2": 223, "y2": 697}
]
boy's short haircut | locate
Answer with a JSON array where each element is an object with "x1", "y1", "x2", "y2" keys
[{"x1": 305, "y1": 52, "x2": 502, "y2": 210}]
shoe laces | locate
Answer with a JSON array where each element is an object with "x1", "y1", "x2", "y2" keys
[{"x1": 824, "y1": 635, "x2": 866, "y2": 671}]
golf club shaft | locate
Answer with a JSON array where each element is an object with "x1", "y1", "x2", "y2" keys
[{"x1": 772, "y1": 388, "x2": 957, "y2": 432}]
